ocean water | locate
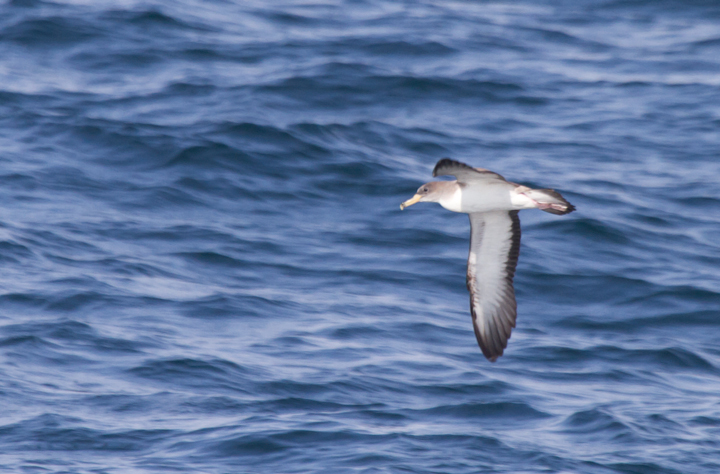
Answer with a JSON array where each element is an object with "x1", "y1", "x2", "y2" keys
[{"x1": 1, "y1": 0, "x2": 719, "y2": 472}]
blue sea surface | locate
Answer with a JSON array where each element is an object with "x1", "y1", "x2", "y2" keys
[{"x1": 1, "y1": 0, "x2": 720, "y2": 472}]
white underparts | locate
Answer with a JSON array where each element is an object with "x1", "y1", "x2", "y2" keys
[
  {"x1": 436, "y1": 182, "x2": 567, "y2": 213},
  {"x1": 438, "y1": 186, "x2": 464, "y2": 212}
]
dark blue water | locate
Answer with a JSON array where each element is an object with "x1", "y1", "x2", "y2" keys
[{"x1": 1, "y1": 1, "x2": 719, "y2": 472}]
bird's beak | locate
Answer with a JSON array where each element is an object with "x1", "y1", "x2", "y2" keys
[{"x1": 400, "y1": 194, "x2": 422, "y2": 210}]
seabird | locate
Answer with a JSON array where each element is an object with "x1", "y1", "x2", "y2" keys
[{"x1": 401, "y1": 158, "x2": 575, "y2": 362}]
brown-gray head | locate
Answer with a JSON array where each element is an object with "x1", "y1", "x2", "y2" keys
[{"x1": 400, "y1": 181, "x2": 455, "y2": 210}]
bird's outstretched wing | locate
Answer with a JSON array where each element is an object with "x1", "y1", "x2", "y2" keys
[
  {"x1": 466, "y1": 210, "x2": 521, "y2": 361},
  {"x1": 433, "y1": 158, "x2": 508, "y2": 184}
]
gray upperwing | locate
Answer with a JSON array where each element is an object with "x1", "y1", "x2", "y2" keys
[{"x1": 466, "y1": 210, "x2": 521, "y2": 361}]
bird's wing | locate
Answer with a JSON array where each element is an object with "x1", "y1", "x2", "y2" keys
[
  {"x1": 433, "y1": 158, "x2": 509, "y2": 184},
  {"x1": 466, "y1": 210, "x2": 521, "y2": 361}
]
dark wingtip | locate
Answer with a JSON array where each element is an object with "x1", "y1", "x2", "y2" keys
[
  {"x1": 479, "y1": 340, "x2": 502, "y2": 362},
  {"x1": 478, "y1": 337, "x2": 502, "y2": 362},
  {"x1": 470, "y1": 303, "x2": 507, "y2": 362},
  {"x1": 432, "y1": 158, "x2": 453, "y2": 177},
  {"x1": 433, "y1": 158, "x2": 471, "y2": 177}
]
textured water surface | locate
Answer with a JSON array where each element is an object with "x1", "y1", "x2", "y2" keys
[{"x1": 1, "y1": 0, "x2": 720, "y2": 473}]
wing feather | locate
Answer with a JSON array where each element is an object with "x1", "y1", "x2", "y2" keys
[
  {"x1": 433, "y1": 158, "x2": 508, "y2": 184},
  {"x1": 466, "y1": 210, "x2": 521, "y2": 361}
]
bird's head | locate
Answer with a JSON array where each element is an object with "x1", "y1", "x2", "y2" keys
[{"x1": 400, "y1": 181, "x2": 448, "y2": 210}]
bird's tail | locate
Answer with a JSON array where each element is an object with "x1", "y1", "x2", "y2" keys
[{"x1": 524, "y1": 189, "x2": 575, "y2": 215}]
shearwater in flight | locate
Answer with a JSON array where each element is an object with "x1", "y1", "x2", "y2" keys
[{"x1": 401, "y1": 158, "x2": 575, "y2": 361}]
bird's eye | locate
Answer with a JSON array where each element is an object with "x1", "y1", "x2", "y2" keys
[{"x1": 422, "y1": 187, "x2": 429, "y2": 193}]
